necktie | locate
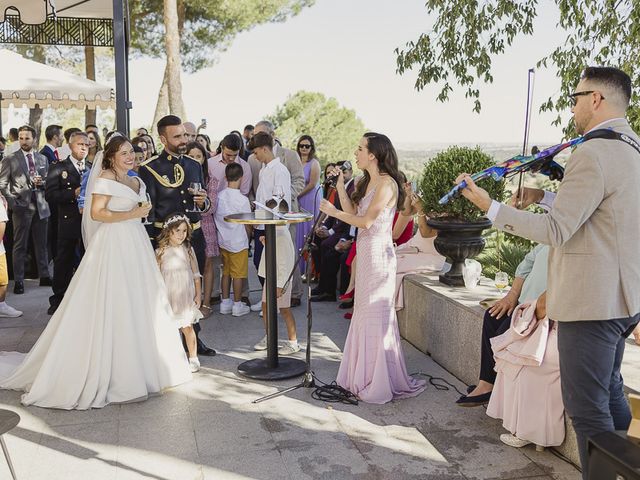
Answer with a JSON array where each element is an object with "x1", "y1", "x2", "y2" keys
[
  {"x1": 54, "y1": 149, "x2": 59, "y2": 161},
  {"x1": 77, "y1": 161, "x2": 84, "y2": 174},
  {"x1": 26, "y1": 153, "x2": 35, "y2": 175}
]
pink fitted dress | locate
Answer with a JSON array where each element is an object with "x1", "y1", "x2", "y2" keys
[{"x1": 336, "y1": 188, "x2": 426, "y2": 404}]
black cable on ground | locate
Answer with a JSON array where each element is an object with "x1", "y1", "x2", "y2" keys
[
  {"x1": 411, "y1": 371, "x2": 467, "y2": 397},
  {"x1": 307, "y1": 372, "x2": 359, "y2": 405}
]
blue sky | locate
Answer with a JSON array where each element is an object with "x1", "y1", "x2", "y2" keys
[
  {"x1": 1, "y1": 0, "x2": 574, "y2": 147},
  {"x1": 130, "y1": 0, "x2": 570, "y2": 146}
]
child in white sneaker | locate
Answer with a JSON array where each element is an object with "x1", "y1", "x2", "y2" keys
[
  {"x1": 214, "y1": 163, "x2": 252, "y2": 317},
  {"x1": 247, "y1": 132, "x2": 300, "y2": 356},
  {"x1": 156, "y1": 214, "x2": 203, "y2": 372},
  {"x1": 0, "y1": 195, "x2": 22, "y2": 318}
]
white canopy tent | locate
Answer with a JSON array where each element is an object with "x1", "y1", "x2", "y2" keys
[
  {"x1": 0, "y1": 49, "x2": 115, "y2": 110},
  {"x1": 0, "y1": 0, "x2": 131, "y2": 134},
  {"x1": 0, "y1": 0, "x2": 113, "y2": 22}
]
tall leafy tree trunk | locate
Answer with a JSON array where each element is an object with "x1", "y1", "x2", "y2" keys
[
  {"x1": 163, "y1": 0, "x2": 186, "y2": 120},
  {"x1": 84, "y1": 45, "x2": 97, "y2": 127},
  {"x1": 151, "y1": 64, "x2": 170, "y2": 134},
  {"x1": 20, "y1": 46, "x2": 45, "y2": 144}
]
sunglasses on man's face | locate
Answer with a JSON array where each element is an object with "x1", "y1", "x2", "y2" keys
[
  {"x1": 568, "y1": 90, "x2": 605, "y2": 107},
  {"x1": 299, "y1": 144, "x2": 312, "y2": 149}
]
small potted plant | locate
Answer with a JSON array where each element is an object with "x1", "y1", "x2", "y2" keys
[{"x1": 419, "y1": 146, "x2": 505, "y2": 286}]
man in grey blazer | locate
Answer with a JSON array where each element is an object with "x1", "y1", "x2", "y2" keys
[
  {"x1": 248, "y1": 120, "x2": 305, "y2": 305},
  {"x1": 0, "y1": 125, "x2": 52, "y2": 294},
  {"x1": 456, "y1": 67, "x2": 639, "y2": 478}
]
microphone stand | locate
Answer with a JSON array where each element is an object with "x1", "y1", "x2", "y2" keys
[{"x1": 252, "y1": 184, "x2": 333, "y2": 403}]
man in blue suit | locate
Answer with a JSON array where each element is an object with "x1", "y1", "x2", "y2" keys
[{"x1": 39, "y1": 124, "x2": 63, "y2": 165}]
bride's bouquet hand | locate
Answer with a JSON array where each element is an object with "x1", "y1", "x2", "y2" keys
[{"x1": 132, "y1": 202, "x2": 152, "y2": 219}]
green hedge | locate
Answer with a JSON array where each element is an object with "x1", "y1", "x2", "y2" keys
[{"x1": 419, "y1": 146, "x2": 505, "y2": 221}]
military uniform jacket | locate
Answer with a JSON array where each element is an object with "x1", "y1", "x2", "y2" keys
[
  {"x1": 138, "y1": 150, "x2": 208, "y2": 238},
  {"x1": 45, "y1": 157, "x2": 82, "y2": 239}
]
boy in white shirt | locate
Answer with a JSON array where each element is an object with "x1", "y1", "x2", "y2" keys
[
  {"x1": 0, "y1": 196, "x2": 23, "y2": 317},
  {"x1": 215, "y1": 163, "x2": 252, "y2": 317},
  {"x1": 247, "y1": 132, "x2": 300, "y2": 356}
]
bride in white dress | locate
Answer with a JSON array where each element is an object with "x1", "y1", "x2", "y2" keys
[{"x1": 0, "y1": 136, "x2": 192, "y2": 410}]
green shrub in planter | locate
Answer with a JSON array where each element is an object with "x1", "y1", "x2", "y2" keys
[{"x1": 419, "y1": 146, "x2": 505, "y2": 221}]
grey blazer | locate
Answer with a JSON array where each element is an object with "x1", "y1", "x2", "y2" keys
[
  {"x1": 0, "y1": 149, "x2": 51, "y2": 219},
  {"x1": 493, "y1": 118, "x2": 640, "y2": 322},
  {"x1": 248, "y1": 144, "x2": 305, "y2": 211}
]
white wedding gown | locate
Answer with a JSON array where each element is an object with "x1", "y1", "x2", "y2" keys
[{"x1": 0, "y1": 178, "x2": 192, "y2": 410}]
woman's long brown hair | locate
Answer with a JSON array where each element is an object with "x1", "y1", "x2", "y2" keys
[{"x1": 351, "y1": 132, "x2": 405, "y2": 209}]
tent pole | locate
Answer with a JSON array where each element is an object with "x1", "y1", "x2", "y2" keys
[
  {"x1": 0, "y1": 92, "x2": 3, "y2": 138},
  {"x1": 113, "y1": 0, "x2": 131, "y2": 135}
]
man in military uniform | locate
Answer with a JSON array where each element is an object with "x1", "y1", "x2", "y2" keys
[
  {"x1": 45, "y1": 131, "x2": 89, "y2": 315},
  {"x1": 139, "y1": 115, "x2": 216, "y2": 356}
]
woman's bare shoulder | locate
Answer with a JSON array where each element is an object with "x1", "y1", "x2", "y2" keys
[{"x1": 99, "y1": 169, "x2": 116, "y2": 180}]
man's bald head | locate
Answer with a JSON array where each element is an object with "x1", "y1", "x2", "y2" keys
[{"x1": 183, "y1": 122, "x2": 197, "y2": 142}]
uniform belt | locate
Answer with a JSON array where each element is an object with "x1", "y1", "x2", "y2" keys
[{"x1": 153, "y1": 221, "x2": 201, "y2": 231}]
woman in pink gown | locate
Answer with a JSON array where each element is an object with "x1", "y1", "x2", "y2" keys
[{"x1": 319, "y1": 133, "x2": 426, "y2": 404}]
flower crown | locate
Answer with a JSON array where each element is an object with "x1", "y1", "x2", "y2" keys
[{"x1": 163, "y1": 214, "x2": 189, "y2": 229}]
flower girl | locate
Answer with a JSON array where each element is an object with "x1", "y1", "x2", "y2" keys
[{"x1": 156, "y1": 214, "x2": 204, "y2": 372}]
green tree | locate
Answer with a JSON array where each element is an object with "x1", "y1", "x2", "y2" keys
[
  {"x1": 395, "y1": 1, "x2": 640, "y2": 133},
  {"x1": 129, "y1": 0, "x2": 315, "y2": 126},
  {"x1": 268, "y1": 91, "x2": 366, "y2": 165}
]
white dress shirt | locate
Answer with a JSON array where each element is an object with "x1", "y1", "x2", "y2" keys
[
  {"x1": 214, "y1": 188, "x2": 252, "y2": 253},
  {"x1": 255, "y1": 157, "x2": 291, "y2": 230}
]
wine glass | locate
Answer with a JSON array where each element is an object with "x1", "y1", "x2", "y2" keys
[
  {"x1": 140, "y1": 193, "x2": 152, "y2": 225},
  {"x1": 494, "y1": 271, "x2": 509, "y2": 295},
  {"x1": 30, "y1": 170, "x2": 41, "y2": 191},
  {"x1": 272, "y1": 185, "x2": 286, "y2": 212},
  {"x1": 186, "y1": 182, "x2": 202, "y2": 213}
]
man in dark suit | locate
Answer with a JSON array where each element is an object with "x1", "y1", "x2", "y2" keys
[
  {"x1": 39, "y1": 124, "x2": 63, "y2": 165},
  {"x1": 41, "y1": 124, "x2": 64, "y2": 261},
  {"x1": 45, "y1": 131, "x2": 88, "y2": 314},
  {"x1": 139, "y1": 115, "x2": 216, "y2": 356},
  {"x1": 0, "y1": 125, "x2": 52, "y2": 294},
  {"x1": 311, "y1": 162, "x2": 355, "y2": 302}
]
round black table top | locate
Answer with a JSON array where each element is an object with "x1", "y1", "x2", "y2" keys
[
  {"x1": 0, "y1": 409, "x2": 20, "y2": 434},
  {"x1": 225, "y1": 211, "x2": 313, "y2": 226}
]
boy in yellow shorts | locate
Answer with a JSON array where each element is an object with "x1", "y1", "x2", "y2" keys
[
  {"x1": 0, "y1": 195, "x2": 23, "y2": 317},
  {"x1": 214, "y1": 163, "x2": 252, "y2": 317}
]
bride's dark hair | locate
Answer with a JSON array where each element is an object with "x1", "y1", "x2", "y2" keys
[
  {"x1": 351, "y1": 133, "x2": 405, "y2": 208},
  {"x1": 102, "y1": 136, "x2": 132, "y2": 171}
]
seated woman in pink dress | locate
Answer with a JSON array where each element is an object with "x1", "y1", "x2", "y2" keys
[
  {"x1": 319, "y1": 132, "x2": 426, "y2": 404},
  {"x1": 487, "y1": 293, "x2": 565, "y2": 450}
]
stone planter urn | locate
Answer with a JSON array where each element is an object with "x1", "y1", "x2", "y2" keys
[{"x1": 427, "y1": 217, "x2": 492, "y2": 286}]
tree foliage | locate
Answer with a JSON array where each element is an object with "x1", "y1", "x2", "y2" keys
[
  {"x1": 268, "y1": 91, "x2": 366, "y2": 165},
  {"x1": 130, "y1": 0, "x2": 315, "y2": 73},
  {"x1": 395, "y1": 1, "x2": 640, "y2": 133}
]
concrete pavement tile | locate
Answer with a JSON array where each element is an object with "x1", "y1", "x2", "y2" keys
[
  {"x1": 30, "y1": 420, "x2": 118, "y2": 480},
  {"x1": 201, "y1": 449, "x2": 291, "y2": 480},
  {"x1": 522, "y1": 447, "x2": 581, "y2": 477},
  {"x1": 279, "y1": 440, "x2": 371, "y2": 480},
  {"x1": 551, "y1": 474, "x2": 582, "y2": 480},
  {"x1": 192, "y1": 408, "x2": 276, "y2": 456},
  {"x1": 40, "y1": 402, "x2": 121, "y2": 427},
  {"x1": 258, "y1": 395, "x2": 349, "y2": 446},
  {"x1": 426, "y1": 428, "x2": 545, "y2": 479},
  {"x1": 0, "y1": 424, "x2": 42, "y2": 479},
  {"x1": 119, "y1": 390, "x2": 189, "y2": 420}
]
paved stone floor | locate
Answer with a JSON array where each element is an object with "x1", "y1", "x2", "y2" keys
[{"x1": 0, "y1": 277, "x2": 596, "y2": 479}]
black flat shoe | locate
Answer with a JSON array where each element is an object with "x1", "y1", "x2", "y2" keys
[
  {"x1": 456, "y1": 391, "x2": 491, "y2": 407},
  {"x1": 13, "y1": 281, "x2": 24, "y2": 295},
  {"x1": 197, "y1": 346, "x2": 217, "y2": 356},
  {"x1": 290, "y1": 297, "x2": 301, "y2": 307},
  {"x1": 467, "y1": 385, "x2": 476, "y2": 394},
  {"x1": 47, "y1": 305, "x2": 57, "y2": 315}
]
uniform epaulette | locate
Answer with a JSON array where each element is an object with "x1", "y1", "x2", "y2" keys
[
  {"x1": 139, "y1": 154, "x2": 159, "y2": 167},
  {"x1": 182, "y1": 154, "x2": 198, "y2": 164}
]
